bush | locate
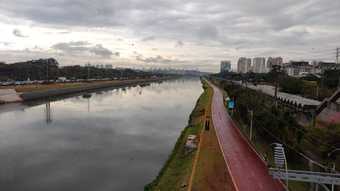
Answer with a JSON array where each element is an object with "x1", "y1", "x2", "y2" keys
[{"x1": 279, "y1": 77, "x2": 303, "y2": 94}]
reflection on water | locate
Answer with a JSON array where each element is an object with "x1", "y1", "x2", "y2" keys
[
  {"x1": 0, "y1": 78, "x2": 203, "y2": 191},
  {"x1": 45, "y1": 102, "x2": 52, "y2": 124}
]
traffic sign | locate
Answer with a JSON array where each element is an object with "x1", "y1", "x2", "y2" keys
[{"x1": 228, "y1": 100, "x2": 235, "y2": 109}]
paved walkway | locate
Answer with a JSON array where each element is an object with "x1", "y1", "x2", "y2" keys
[{"x1": 209, "y1": 82, "x2": 284, "y2": 191}]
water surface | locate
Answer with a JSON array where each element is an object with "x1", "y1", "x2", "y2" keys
[{"x1": 0, "y1": 78, "x2": 203, "y2": 191}]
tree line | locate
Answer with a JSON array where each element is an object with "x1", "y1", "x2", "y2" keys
[{"x1": 0, "y1": 58, "x2": 165, "y2": 81}]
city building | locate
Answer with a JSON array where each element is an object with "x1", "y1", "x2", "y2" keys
[
  {"x1": 105, "y1": 64, "x2": 113, "y2": 69},
  {"x1": 220, "y1": 60, "x2": 231, "y2": 73},
  {"x1": 95, "y1": 64, "x2": 104, "y2": 69},
  {"x1": 267, "y1": 57, "x2": 283, "y2": 72},
  {"x1": 253, "y1": 57, "x2": 266, "y2": 73},
  {"x1": 285, "y1": 61, "x2": 312, "y2": 77},
  {"x1": 237, "y1": 57, "x2": 252, "y2": 73},
  {"x1": 312, "y1": 61, "x2": 338, "y2": 74}
]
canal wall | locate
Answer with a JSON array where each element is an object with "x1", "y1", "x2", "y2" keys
[
  {"x1": 0, "y1": 89, "x2": 22, "y2": 103},
  {"x1": 20, "y1": 78, "x2": 172, "y2": 102}
]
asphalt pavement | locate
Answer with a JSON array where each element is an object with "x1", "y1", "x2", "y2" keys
[{"x1": 209, "y1": 81, "x2": 284, "y2": 191}]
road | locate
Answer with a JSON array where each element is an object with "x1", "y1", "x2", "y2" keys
[{"x1": 209, "y1": 82, "x2": 284, "y2": 191}]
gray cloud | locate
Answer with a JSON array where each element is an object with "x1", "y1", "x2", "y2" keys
[
  {"x1": 175, "y1": 40, "x2": 184, "y2": 48},
  {"x1": 13, "y1": 29, "x2": 28, "y2": 37},
  {"x1": 114, "y1": 52, "x2": 120, "y2": 57},
  {"x1": 89, "y1": 44, "x2": 114, "y2": 57},
  {"x1": 136, "y1": 55, "x2": 173, "y2": 64},
  {"x1": 51, "y1": 41, "x2": 114, "y2": 58},
  {"x1": 1, "y1": 0, "x2": 340, "y2": 72},
  {"x1": 1, "y1": 1, "x2": 339, "y2": 42},
  {"x1": 141, "y1": 36, "x2": 156, "y2": 42},
  {"x1": 0, "y1": 41, "x2": 12, "y2": 46}
]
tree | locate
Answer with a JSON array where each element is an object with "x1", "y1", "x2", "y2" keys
[{"x1": 279, "y1": 76, "x2": 303, "y2": 94}]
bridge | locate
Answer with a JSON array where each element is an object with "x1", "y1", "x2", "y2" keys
[
  {"x1": 315, "y1": 89, "x2": 340, "y2": 116},
  {"x1": 269, "y1": 168, "x2": 340, "y2": 191}
]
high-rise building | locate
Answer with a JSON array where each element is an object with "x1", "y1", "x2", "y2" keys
[
  {"x1": 220, "y1": 60, "x2": 231, "y2": 73},
  {"x1": 237, "y1": 57, "x2": 252, "y2": 73},
  {"x1": 247, "y1": 58, "x2": 252, "y2": 72},
  {"x1": 253, "y1": 57, "x2": 266, "y2": 73},
  {"x1": 267, "y1": 57, "x2": 283, "y2": 72}
]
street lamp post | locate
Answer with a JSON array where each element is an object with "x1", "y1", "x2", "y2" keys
[{"x1": 328, "y1": 148, "x2": 340, "y2": 191}]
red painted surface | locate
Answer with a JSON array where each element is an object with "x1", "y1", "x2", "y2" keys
[
  {"x1": 209, "y1": 82, "x2": 284, "y2": 191},
  {"x1": 324, "y1": 112, "x2": 340, "y2": 124}
]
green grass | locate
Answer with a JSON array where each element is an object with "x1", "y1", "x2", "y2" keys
[
  {"x1": 145, "y1": 80, "x2": 210, "y2": 191},
  {"x1": 192, "y1": 83, "x2": 234, "y2": 191}
]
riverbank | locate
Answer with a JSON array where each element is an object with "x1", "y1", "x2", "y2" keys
[
  {"x1": 190, "y1": 81, "x2": 234, "y2": 191},
  {"x1": 145, "y1": 80, "x2": 231, "y2": 191},
  {"x1": 0, "y1": 77, "x2": 174, "y2": 103}
]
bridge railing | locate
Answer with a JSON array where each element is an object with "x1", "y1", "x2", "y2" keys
[{"x1": 269, "y1": 168, "x2": 340, "y2": 185}]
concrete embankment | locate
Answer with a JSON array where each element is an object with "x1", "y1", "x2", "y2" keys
[
  {"x1": 0, "y1": 89, "x2": 22, "y2": 103},
  {"x1": 19, "y1": 78, "x2": 171, "y2": 102},
  {"x1": 145, "y1": 80, "x2": 213, "y2": 191}
]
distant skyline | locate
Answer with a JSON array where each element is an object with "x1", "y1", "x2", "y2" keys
[{"x1": 0, "y1": 0, "x2": 339, "y2": 72}]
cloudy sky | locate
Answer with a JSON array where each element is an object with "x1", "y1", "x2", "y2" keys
[{"x1": 0, "y1": 0, "x2": 339, "y2": 72}]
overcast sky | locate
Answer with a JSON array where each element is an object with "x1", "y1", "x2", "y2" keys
[{"x1": 0, "y1": 0, "x2": 339, "y2": 72}]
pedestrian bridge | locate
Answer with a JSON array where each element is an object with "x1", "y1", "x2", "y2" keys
[{"x1": 269, "y1": 168, "x2": 340, "y2": 185}]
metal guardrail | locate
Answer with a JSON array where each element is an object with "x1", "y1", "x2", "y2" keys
[{"x1": 269, "y1": 168, "x2": 340, "y2": 185}]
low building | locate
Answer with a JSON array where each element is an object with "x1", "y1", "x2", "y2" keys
[
  {"x1": 95, "y1": 64, "x2": 104, "y2": 69},
  {"x1": 105, "y1": 64, "x2": 113, "y2": 70},
  {"x1": 312, "y1": 61, "x2": 338, "y2": 74},
  {"x1": 57, "y1": 77, "x2": 67, "y2": 82},
  {"x1": 285, "y1": 61, "x2": 313, "y2": 77}
]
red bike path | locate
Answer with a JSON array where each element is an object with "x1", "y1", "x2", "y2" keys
[{"x1": 209, "y1": 82, "x2": 284, "y2": 191}]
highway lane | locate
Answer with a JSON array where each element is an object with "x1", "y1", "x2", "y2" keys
[{"x1": 209, "y1": 81, "x2": 284, "y2": 191}]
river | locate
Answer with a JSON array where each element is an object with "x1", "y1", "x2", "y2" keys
[{"x1": 0, "y1": 78, "x2": 203, "y2": 191}]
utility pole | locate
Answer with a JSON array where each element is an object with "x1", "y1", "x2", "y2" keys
[
  {"x1": 249, "y1": 110, "x2": 254, "y2": 141},
  {"x1": 87, "y1": 62, "x2": 90, "y2": 80},
  {"x1": 336, "y1": 47, "x2": 340, "y2": 65},
  {"x1": 273, "y1": 65, "x2": 281, "y2": 107},
  {"x1": 46, "y1": 63, "x2": 49, "y2": 82}
]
